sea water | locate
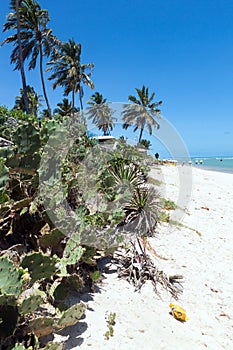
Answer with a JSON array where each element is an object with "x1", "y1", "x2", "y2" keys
[{"x1": 190, "y1": 157, "x2": 233, "y2": 174}]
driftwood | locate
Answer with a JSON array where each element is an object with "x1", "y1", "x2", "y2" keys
[{"x1": 114, "y1": 238, "x2": 183, "y2": 300}]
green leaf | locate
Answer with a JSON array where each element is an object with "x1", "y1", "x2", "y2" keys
[
  {"x1": 0, "y1": 157, "x2": 9, "y2": 191},
  {"x1": 20, "y1": 207, "x2": 28, "y2": 216},
  {"x1": 56, "y1": 302, "x2": 86, "y2": 329},
  {"x1": 0, "y1": 256, "x2": 23, "y2": 297},
  {"x1": 62, "y1": 234, "x2": 83, "y2": 265},
  {"x1": 90, "y1": 270, "x2": 101, "y2": 282},
  {"x1": 21, "y1": 252, "x2": 58, "y2": 283}
]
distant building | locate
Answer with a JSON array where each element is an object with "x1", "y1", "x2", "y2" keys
[
  {"x1": 92, "y1": 136, "x2": 116, "y2": 143},
  {"x1": 92, "y1": 135, "x2": 117, "y2": 150}
]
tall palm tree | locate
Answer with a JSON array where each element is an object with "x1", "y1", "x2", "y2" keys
[
  {"x1": 122, "y1": 85, "x2": 162, "y2": 143},
  {"x1": 2, "y1": 0, "x2": 59, "y2": 117},
  {"x1": 53, "y1": 98, "x2": 79, "y2": 117},
  {"x1": 47, "y1": 39, "x2": 94, "y2": 115},
  {"x1": 2, "y1": 1, "x2": 29, "y2": 114},
  {"x1": 87, "y1": 92, "x2": 116, "y2": 135}
]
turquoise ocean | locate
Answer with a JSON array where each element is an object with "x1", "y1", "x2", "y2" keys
[{"x1": 189, "y1": 156, "x2": 233, "y2": 174}]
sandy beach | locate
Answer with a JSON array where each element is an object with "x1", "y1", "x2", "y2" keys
[{"x1": 55, "y1": 165, "x2": 233, "y2": 350}]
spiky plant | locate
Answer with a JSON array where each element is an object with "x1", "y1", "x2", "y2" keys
[
  {"x1": 124, "y1": 187, "x2": 161, "y2": 237},
  {"x1": 108, "y1": 162, "x2": 146, "y2": 193}
]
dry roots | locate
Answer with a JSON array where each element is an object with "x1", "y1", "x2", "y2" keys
[{"x1": 113, "y1": 239, "x2": 183, "y2": 300}]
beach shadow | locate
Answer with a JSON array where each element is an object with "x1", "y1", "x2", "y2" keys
[
  {"x1": 42, "y1": 259, "x2": 117, "y2": 349},
  {"x1": 58, "y1": 321, "x2": 88, "y2": 349},
  {"x1": 39, "y1": 320, "x2": 88, "y2": 349}
]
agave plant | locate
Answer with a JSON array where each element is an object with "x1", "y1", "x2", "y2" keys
[
  {"x1": 109, "y1": 161, "x2": 145, "y2": 187},
  {"x1": 124, "y1": 187, "x2": 161, "y2": 237},
  {"x1": 97, "y1": 155, "x2": 147, "y2": 203}
]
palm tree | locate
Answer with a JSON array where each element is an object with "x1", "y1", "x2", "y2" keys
[
  {"x1": 14, "y1": 85, "x2": 42, "y2": 117},
  {"x1": 2, "y1": 0, "x2": 59, "y2": 117},
  {"x1": 2, "y1": 0, "x2": 29, "y2": 114},
  {"x1": 122, "y1": 85, "x2": 162, "y2": 143},
  {"x1": 54, "y1": 98, "x2": 79, "y2": 117},
  {"x1": 47, "y1": 39, "x2": 94, "y2": 115},
  {"x1": 39, "y1": 109, "x2": 50, "y2": 119},
  {"x1": 87, "y1": 92, "x2": 116, "y2": 135}
]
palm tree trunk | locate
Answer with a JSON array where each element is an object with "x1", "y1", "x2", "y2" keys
[
  {"x1": 72, "y1": 89, "x2": 75, "y2": 118},
  {"x1": 139, "y1": 127, "x2": 144, "y2": 143},
  {"x1": 39, "y1": 43, "x2": 51, "y2": 118},
  {"x1": 79, "y1": 90, "x2": 83, "y2": 111},
  {"x1": 16, "y1": 0, "x2": 29, "y2": 114}
]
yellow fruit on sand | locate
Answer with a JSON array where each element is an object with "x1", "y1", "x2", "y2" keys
[{"x1": 169, "y1": 303, "x2": 189, "y2": 321}]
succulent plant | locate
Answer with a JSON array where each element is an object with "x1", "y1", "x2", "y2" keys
[
  {"x1": 21, "y1": 252, "x2": 58, "y2": 283},
  {"x1": 49, "y1": 280, "x2": 68, "y2": 303},
  {"x1": 19, "y1": 152, "x2": 41, "y2": 173},
  {"x1": 40, "y1": 119, "x2": 61, "y2": 144},
  {"x1": 0, "y1": 256, "x2": 23, "y2": 297},
  {"x1": 49, "y1": 274, "x2": 83, "y2": 304},
  {"x1": 17, "y1": 290, "x2": 45, "y2": 315},
  {"x1": 13, "y1": 124, "x2": 41, "y2": 155},
  {"x1": 28, "y1": 316, "x2": 54, "y2": 338},
  {"x1": 0, "y1": 157, "x2": 9, "y2": 191},
  {"x1": 56, "y1": 302, "x2": 86, "y2": 329},
  {"x1": 65, "y1": 273, "x2": 83, "y2": 291},
  {"x1": 39, "y1": 228, "x2": 64, "y2": 249},
  {"x1": 62, "y1": 233, "x2": 84, "y2": 266}
]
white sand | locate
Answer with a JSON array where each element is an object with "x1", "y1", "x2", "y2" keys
[{"x1": 56, "y1": 166, "x2": 233, "y2": 349}]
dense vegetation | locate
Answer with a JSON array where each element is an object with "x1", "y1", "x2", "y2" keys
[{"x1": 0, "y1": 1, "x2": 182, "y2": 349}]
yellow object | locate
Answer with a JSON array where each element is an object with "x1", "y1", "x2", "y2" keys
[{"x1": 169, "y1": 303, "x2": 189, "y2": 322}]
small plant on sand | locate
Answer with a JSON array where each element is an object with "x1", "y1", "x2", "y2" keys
[
  {"x1": 104, "y1": 312, "x2": 116, "y2": 340},
  {"x1": 160, "y1": 198, "x2": 177, "y2": 210}
]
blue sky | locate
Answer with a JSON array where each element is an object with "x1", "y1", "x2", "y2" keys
[{"x1": 0, "y1": 0, "x2": 233, "y2": 157}]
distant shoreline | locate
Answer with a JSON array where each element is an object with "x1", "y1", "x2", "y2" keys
[
  {"x1": 191, "y1": 164, "x2": 233, "y2": 175},
  {"x1": 174, "y1": 156, "x2": 233, "y2": 174}
]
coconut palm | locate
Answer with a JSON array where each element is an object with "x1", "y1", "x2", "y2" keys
[
  {"x1": 53, "y1": 98, "x2": 79, "y2": 117},
  {"x1": 47, "y1": 39, "x2": 94, "y2": 115},
  {"x1": 122, "y1": 85, "x2": 162, "y2": 143},
  {"x1": 2, "y1": 1, "x2": 30, "y2": 114},
  {"x1": 86, "y1": 92, "x2": 116, "y2": 135},
  {"x1": 14, "y1": 85, "x2": 42, "y2": 117},
  {"x1": 139, "y1": 139, "x2": 152, "y2": 150},
  {"x1": 39, "y1": 109, "x2": 50, "y2": 119},
  {"x1": 2, "y1": 0, "x2": 59, "y2": 117}
]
